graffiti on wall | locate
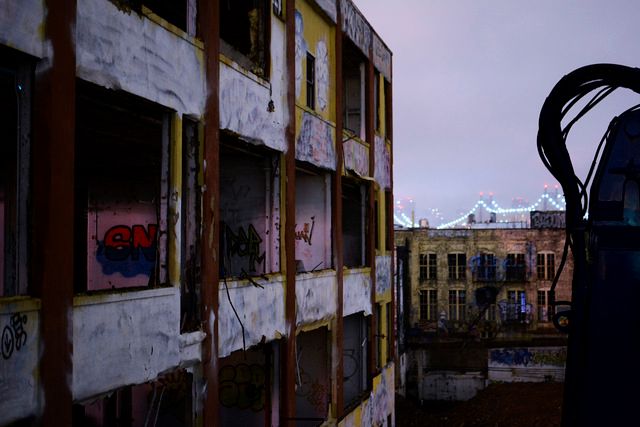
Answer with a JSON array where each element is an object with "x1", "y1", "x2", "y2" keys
[
  {"x1": 88, "y1": 202, "x2": 158, "y2": 290},
  {"x1": 530, "y1": 211, "x2": 566, "y2": 229},
  {"x1": 489, "y1": 347, "x2": 566, "y2": 367},
  {"x1": 295, "y1": 10, "x2": 307, "y2": 99},
  {"x1": 376, "y1": 255, "x2": 392, "y2": 294},
  {"x1": 374, "y1": 135, "x2": 391, "y2": 189},
  {"x1": 343, "y1": 138, "x2": 369, "y2": 177},
  {"x1": 223, "y1": 223, "x2": 266, "y2": 274},
  {"x1": 341, "y1": 0, "x2": 371, "y2": 56},
  {"x1": 315, "y1": 38, "x2": 330, "y2": 112},
  {"x1": 295, "y1": 216, "x2": 316, "y2": 245},
  {"x1": 2, "y1": 313, "x2": 27, "y2": 360},
  {"x1": 219, "y1": 363, "x2": 266, "y2": 411},
  {"x1": 296, "y1": 112, "x2": 336, "y2": 170},
  {"x1": 373, "y1": 34, "x2": 392, "y2": 81}
]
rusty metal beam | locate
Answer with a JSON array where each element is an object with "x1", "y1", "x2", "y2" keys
[
  {"x1": 199, "y1": 0, "x2": 221, "y2": 425},
  {"x1": 333, "y1": 0, "x2": 345, "y2": 418},
  {"x1": 282, "y1": 0, "x2": 298, "y2": 424},
  {"x1": 33, "y1": 0, "x2": 77, "y2": 424}
]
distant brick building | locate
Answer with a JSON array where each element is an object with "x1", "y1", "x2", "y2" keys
[{"x1": 395, "y1": 212, "x2": 572, "y2": 341}]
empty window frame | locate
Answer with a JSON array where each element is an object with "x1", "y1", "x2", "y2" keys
[
  {"x1": 0, "y1": 49, "x2": 31, "y2": 297},
  {"x1": 142, "y1": 0, "x2": 189, "y2": 32},
  {"x1": 507, "y1": 290, "x2": 527, "y2": 322},
  {"x1": 342, "y1": 179, "x2": 366, "y2": 268},
  {"x1": 181, "y1": 118, "x2": 200, "y2": 331},
  {"x1": 448, "y1": 289, "x2": 466, "y2": 321},
  {"x1": 537, "y1": 252, "x2": 555, "y2": 280},
  {"x1": 295, "y1": 166, "x2": 331, "y2": 273},
  {"x1": 537, "y1": 290, "x2": 551, "y2": 322},
  {"x1": 220, "y1": 142, "x2": 279, "y2": 279},
  {"x1": 76, "y1": 81, "x2": 169, "y2": 292},
  {"x1": 419, "y1": 289, "x2": 437, "y2": 322},
  {"x1": 342, "y1": 38, "x2": 366, "y2": 138},
  {"x1": 306, "y1": 52, "x2": 315, "y2": 110},
  {"x1": 506, "y1": 253, "x2": 526, "y2": 281},
  {"x1": 220, "y1": 0, "x2": 269, "y2": 77},
  {"x1": 374, "y1": 70, "x2": 381, "y2": 132},
  {"x1": 295, "y1": 328, "x2": 329, "y2": 426},
  {"x1": 475, "y1": 253, "x2": 496, "y2": 281},
  {"x1": 343, "y1": 312, "x2": 369, "y2": 409},
  {"x1": 447, "y1": 253, "x2": 466, "y2": 280},
  {"x1": 419, "y1": 253, "x2": 437, "y2": 281},
  {"x1": 484, "y1": 304, "x2": 497, "y2": 322},
  {"x1": 384, "y1": 79, "x2": 392, "y2": 139}
]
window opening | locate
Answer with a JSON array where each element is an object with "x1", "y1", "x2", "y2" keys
[
  {"x1": 448, "y1": 289, "x2": 466, "y2": 321},
  {"x1": 342, "y1": 179, "x2": 366, "y2": 268},
  {"x1": 220, "y1": 0, "x2": 269, "y2": 77},
  {"x1": 475, "y1": 253, "x2": 496, "y2": 281},
  {"x1": 537, "y1": 290, "x2": 551, "y2": 322},
  {"x1": 76, "y1": 81, "x2": 168, "y2": 292},
  {"x1": 447, "y1": 253, "x2": 466, "y2": 280},
  {"x1": 306, "y1": 52, "x2": 315, "y2": 110},
  {"x1": 419, "y1": 289, "x2": 437, "y2": 322},
  {"x1": 342, "y1": 39, "x2": 366, "y2": 138},
  {"x1": 507, "y1": 290, "x2": 527, "y2": 322},
  {"x1": 295, "y1": 328, "x2": 329, "y2": 426},
  {"x1": 506, "y1": 253, "x2": 526, "y2": 281},
  {"x1": 343, "y1": 312, "x2": 369, "y2": 409},
  {"x1": 537, "y1": 252, "x2": 555, "y2": 280}
]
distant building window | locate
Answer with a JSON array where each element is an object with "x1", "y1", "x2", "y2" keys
[
  {"x1": 484, "y1": 304, "x2": 497, "y2": 322},
  {"x1": 475, "y1": 253, "x2": 496, "y2": 281},
  {"x1": 448, "y1": 290, "x2": 466, "y2": 321},
  {"x1": 506, "y1": 253, "x2": 526, "y2": 281},
  {"x1": 419, "y1": 290, "x2": 437, "y2": 321},
  {"x1": 306, "y1": 52, "x2": 315, "y2": 110},
  {"x1": 374, "y1": 70, "x2": 381, "y2": 131},
  {"x1": 448, "y1": 253, "x2": 466, "y2": 280},
  {"x1": 419, "y1": 253, "x2": 437, "y2": 281},
  {"x1": 537, "y1": 290, "x2": 551, "y2": 322},
  {"x1": 537, "y1": 252, "x2": 555, "y2": 280},
  {"x1": 507, "y1": 290, "x2": 527, "y2": 322}
]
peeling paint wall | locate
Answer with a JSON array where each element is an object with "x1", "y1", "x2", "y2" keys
[
  {"x1": 219, "y1": 61, "x2": 287, "y2": 152},
  {"x1": 295, "y1": 171, "x2": 332, "y2": 272},
  {"x1": 72, "y1": 287, "x2": 180, "y2": 401},
  {"x1": 344, "y1": 138, "x2": 369, "y2": 177},
  {"x1": 374, "y1": 135, "x2": 391, "y2": 190},
  {"x1": 375, "y1": 255, "x2": 392, "y2": 296},
  {"x1": 343, "y1": 269, "x2": 372, "y2": 317},
  {"x1": 339, "y1": 365, "x2": 395, "y2": 427},
  {"x1": 76, "y1": 0, "x2": 206, "y2": 116},
  {"x1": 295, "y1": 271, "x2": 337, "y2": 326},
  {"x1": 0, "y1": 0, "x2": 49, "y2": 59},
  {"x1": 340, "y1": 0, "x2": 371, "y2": 57},
  {"x1": 0, "y1": 299, "x2": 40, "y2": 425},
  {"x1": 296, "y1": 111, "x2": 336, "y2": 169},
  {"x1": 310, "y1": 0, "x2": 337, "y2": 23},
  {"x1": 218, "y1": 278, "x2": 286, "y2": 358},
  {"x1": 372, "y1": 34, "x2": 392, "y2": 82}
]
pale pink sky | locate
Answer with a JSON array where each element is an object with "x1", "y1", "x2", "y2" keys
[{"x1": 357, "y1": 0, "x2": 640, "y2": 222}]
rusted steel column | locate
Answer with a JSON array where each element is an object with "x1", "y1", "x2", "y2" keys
[
  {"x1": 366, "y1": 52, "x2": 377, "y2": 383},
  {"x1": 32, "y1": 0, "x2": 77, "y2": 424},
  {"x1": 282, "y1": 0, "x2": 298, "y2": 424},
  {"x1": 198, "y1": 0, "x2": 221, "y2": 425},
  {"x1": 333, "y1": 0, "x2": 345, "y2": 417},
  {"x1": 386, "y1": 65, "x2": 396, "y2": 364}
]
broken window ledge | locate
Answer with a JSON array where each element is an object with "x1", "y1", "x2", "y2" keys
[
  {"x1": 219, "y1": 52, "x2": 270, "y2": 89},
  {"x1": 218, "y1": 273, "x2": 284, "y2": 290},
  {"x1": 0, "y1": 296, "x2": 41, "y2": 315},
  {"x1": 342, "y1": 129, "x2": 369, "y2": 148},
  {"x1": 295, "y1": 103, "x2": 337, "y2": 129},
  {"x1": 73, "y1": 286, "x2": 178, "y2": 307},
  {"x1": 295, "y1": 268, "x2": 336, "y2": 280},
  {"x1": 140, "y1": 5, "x2": 203, "y2": 50},
  {"x1": 343, "y1": 266, "x2": 371, "y2": 276}
]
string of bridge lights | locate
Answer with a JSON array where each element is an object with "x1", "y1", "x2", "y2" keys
[{"x1": 393, "y1": 189, "x2": 567, "y2": 229}]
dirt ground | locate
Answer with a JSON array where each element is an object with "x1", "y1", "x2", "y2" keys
[{"x1": 396, "y1": 382, "x2": 563, "y2": 427}]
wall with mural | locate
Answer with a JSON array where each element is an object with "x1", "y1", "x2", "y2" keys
[
  {"x1": 87, "y1": 199, "x2": 158, "y2": 290},
  {"x1": 339, "y1": 365, "x2": 395, "y2": 427},
  {"x1": 375, "y1": 255, "x2": 392, "y2": 296},
  {"x1": 343, "y1": 138, "x2": 369, "y2": 177},
  {"x1": 372, "y1": 34, "x2": 392, "y2": 82},
  {"x1": 72, "y1": 288, "x2": 181, "y2": 401},
  {"x1": 218, "y1": 278, "x2": 286, "y2": 358},
  {"x1": 340, "y1": 0, "x2": 371, "y2": 58},
  {"x1": 295, "y1": 172, "x2": 332, "y2": 272},
  {"x1": 76, "y1": 0, "x2": 205, "y2": 117},
  {"x1": 0, "y1": 299, "x2": 40, "y2": 425},
  {"x1": 374, "y1": 136, "x2": 391, "y2": 190},
  {"x1": 488, "y1": 346, "x2": 566, "y2": 382}
]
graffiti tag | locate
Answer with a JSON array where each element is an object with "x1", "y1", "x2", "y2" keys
[
  {"x1": 225, "y1": 223, "x2": 266, "y2": 273},
  {"x1": 219, "y1": 363, "x2": 266, "y2": 411},
  {"x1": 295, "y1": 216, "x2": 315, "y2": 245},
  {"x1": 96, "y1": 224, "x2": 158, "y2": 277},
  {"x1": 2, "y1": 313, "x2": 28, "y2": 360}
]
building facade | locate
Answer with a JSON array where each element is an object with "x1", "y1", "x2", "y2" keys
[
  {"x1": 395, "y1": 213, "x2": 573, "y2": 341},
  {"x1": 0, "y1": 1, "x2": 395, "y2": 426}
]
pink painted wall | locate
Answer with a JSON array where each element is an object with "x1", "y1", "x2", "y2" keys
[{"x1": 295, "y1": 171, "x2": 331, "y2": 272}]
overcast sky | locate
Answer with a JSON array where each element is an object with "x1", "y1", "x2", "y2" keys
[{"x1": 356, "y1": 0, "x2": 640, "y2": 223}]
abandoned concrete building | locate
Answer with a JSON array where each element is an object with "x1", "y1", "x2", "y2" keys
[
  {"x1": 0, "y1": 0, "x2": 395, "y2": 426},
  {"x1": 394, "y1": 211, "x2": 572, "y2": 399}
]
